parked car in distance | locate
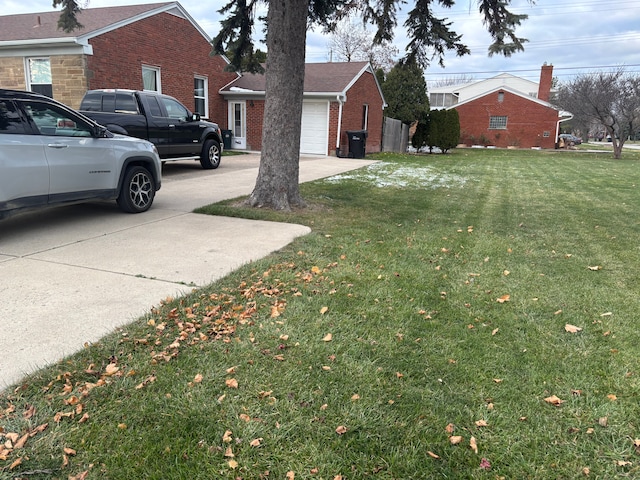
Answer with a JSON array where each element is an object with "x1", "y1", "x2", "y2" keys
[
  {"x1": 80, "y1": 89, "x2": 223, "y2": 169},
  {"x1": 0, "y1": 89, "x2": 162, "y2": 220},
  {"x1": 559, "y1": 133, "x2": 582, "y2": 145}
]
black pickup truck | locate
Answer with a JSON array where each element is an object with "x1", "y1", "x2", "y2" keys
[{"x1": 80, "y1": 89, "x2": 223, "y2": 169}]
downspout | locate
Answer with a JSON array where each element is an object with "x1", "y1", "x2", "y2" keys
[
  {"x1": 556, "y1": 111, "x2": 574, "y2": 147},
  {"x1": 335, "y1": 94, "x2": 347, "y2": 157}
]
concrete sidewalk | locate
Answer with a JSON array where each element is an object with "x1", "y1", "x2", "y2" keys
[{"x1": 0, "y1": 154, "x2": 375, "y2": 388}]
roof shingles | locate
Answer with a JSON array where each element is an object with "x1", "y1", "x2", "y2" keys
[{"x1": 0, "y1": 2, "x2": 171, "y2": 41}]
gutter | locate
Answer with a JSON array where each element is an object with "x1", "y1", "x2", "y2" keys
[{"x1": 335, "y1": 94, "x2": 347, "y2": 157}]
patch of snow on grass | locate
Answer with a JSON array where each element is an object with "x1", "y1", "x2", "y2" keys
[{"x1": 324, "y1": 162, "x2": 467, "y2": 189}]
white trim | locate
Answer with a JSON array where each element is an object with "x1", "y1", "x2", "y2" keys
[
  {"x1": 142, "y1": 65, "x2": 161, "y2": 93},
  {"x1": 194, "y1": 75, "x2": 208, "y2": 116}
]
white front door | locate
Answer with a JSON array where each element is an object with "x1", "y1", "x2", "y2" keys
[{"x1": 229, "y1": 101, "x2": 246, "y2": 149}]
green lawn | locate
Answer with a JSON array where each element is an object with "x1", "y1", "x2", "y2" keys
[{"x1": 3, "y1": 148, "x2": 640, "y2": 479}]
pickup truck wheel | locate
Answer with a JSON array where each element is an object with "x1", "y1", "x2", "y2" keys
[
  {"x1": 117, "y1": 166, "x2": 155, "y2": 213},
  {"x1": 200, "y1": 139, "x2": 221, "y2": 169}
]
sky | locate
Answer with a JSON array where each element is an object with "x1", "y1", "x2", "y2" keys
[{"x1": 3, "y1": 0, "x2": 640, "y2": 88}]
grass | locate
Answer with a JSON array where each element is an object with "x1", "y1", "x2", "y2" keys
[{"x1": 3, "y1": 148, "x2": 640, "y2": 479}]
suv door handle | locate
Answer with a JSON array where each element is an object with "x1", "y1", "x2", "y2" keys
[{"x1": 47, "y1": 143, "x2": 68, "y2": 149}]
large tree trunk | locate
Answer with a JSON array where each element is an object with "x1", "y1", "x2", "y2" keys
[{"x1": 247, "y1": 0, "x2": 308, "y2": 210}]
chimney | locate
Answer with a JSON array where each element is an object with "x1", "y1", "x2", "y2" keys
[
  {"x1": 537, "y1": 63, "x2": 553, "y2": 102},
  {"x1": 33, "y1": 15, "x2": 42, "y2": 28}
]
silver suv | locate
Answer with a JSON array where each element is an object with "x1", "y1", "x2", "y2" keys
[{"x1": 0, "y1": 89, "x2": 162, "y2": 220}]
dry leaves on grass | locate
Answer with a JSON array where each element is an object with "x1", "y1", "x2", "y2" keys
[
  {"x1": 544, "y1": 395, "x2": 564, "y2": 406},
  {"x1": 565, "y1": 324, "x2": 583, "y2": 333},
  {"x1": 496, "y1": 294, "x2": 510, "y2": 303}
]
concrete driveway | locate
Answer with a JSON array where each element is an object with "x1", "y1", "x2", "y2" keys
[{"x1": 0, "y1": 154, "x2": 375, "y2": 388}]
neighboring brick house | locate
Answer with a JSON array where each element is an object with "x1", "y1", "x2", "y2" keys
[
  {"x1": 0, "y1": 2, "x2": 238, "y2": 125},
  {"x1": 431, "y1": 64, "x2": 572, "y2": 149},
  {"x1": 220, "y1": 61, "x2": 385, "y2": 155}
]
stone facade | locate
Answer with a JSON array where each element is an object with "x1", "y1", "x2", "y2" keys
[{"x1": 0, "y1": 57, "x2": 27, "y2": 90}]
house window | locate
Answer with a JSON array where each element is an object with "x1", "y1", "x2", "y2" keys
[
  {"x1": 26, "y1": 58, "x2": 52, "y2": 97},
  {"x1": 142, "y1": 66, "x2": 161, "y2": 92},
  {"x1": 362, "y1": 104, "x2": 369, "y2": 130},
  {"x1": 194, "y1": 77, "x2": 208, "y2": 117},
  {"x1": 489, "y1": 116, "x2": 508, "y2": 129},
  {"x1": 498, "y1": 91, "x2": 504, "y2": 103},
  {"x1": 429, "y1": 92, "x2": 458, "y2": 108}
]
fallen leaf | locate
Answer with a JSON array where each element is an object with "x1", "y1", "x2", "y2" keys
[
  {"x1": 475, "y1": 420, "x2": 488, "y2": 427},
  {"x1": 322, "y1": 333, "x2": 333, "y2": 342},
  {"x1": 601, "y1": 312, "x2": 613, "y2": 317},
  {"x1": 470, "y1": 436, "x2": 478, "y2": 454},
  {"x1": 565, "y1": 324, "x2": 583, "y2": 333},
  {"x1": 104, "y1": 363, "x2": 119, "y2": 376},
  {"x1": 193, "y1": 374, "x2": 203, "y2": 384},
  {"x1": 544, "y1": 395, "x2": 564, "y2": 406},
  {"x1": 250, "y1": 438, "x2": 263, "y2": 447},
  {"x1": 427, "y1": 451, "x2": 440, "y2": 459},
  {"x1": 225, "y1": 378, "x2": 239, "y2": 389},
  {"x1": 335, "y1": 425, "x2": 348, "y2": 435},
  {"x1": 239, "y1": 413, "x2": 251, "y2": 422},
  {"x1": 69, "y1": 470, "x2": 89, "y2": 480},
  {"x1": 491, "y1": 328, "x2": 499, "y2": 336},
  {"x1": 582, "y1": 467, "x2": 590, "y2": 475},
  {"x1": 496, "y1": 294, "x2": 510, "y2": 303},
  {"x1": 63, "y1": 447, "x2": 77, "y2": 455},
  {"x1": 9, "y1": 457, "x2": 22, "y2": 470},
  {"x1": 480, "y1": 458, "x2": 491, "y2": 470},
  {"x1": 14, "y1": 433, "x2": 29, "y2": 449},
  {"x1": 286, "y1": 471, "x2": 295, "y2": 480},
  {"x1": 224, "y1": 446, "x2": 234, "y2": 457},
  {"x1": 599, "y1": 417, "x2": 608, "y2": 427},
  {"x1": 351, "y1": 394, "x2": 360, "y2": 401},
  {"x1": 450, "y1": 436, "x2": 463, "y2": 445},
  {"x1": 588, "y1": 265, "x2": 602, "y2": 271},
  {"x1": 222, "y1": 430, "x2": 233, "y2": 443},
  {"x1": 320, "y1": 306, "x2": 329, "y2": 315},
  {"x1": 445, "y1": 423, "x2": 455, "y2": 434},
  {"x1": 617, "y1": 460, "x2": 632, "y2": 467},
  {"x1": 608, "y1": 394, "x2": 617, "y2": 401},
  {"x1": 228, "y1": 459, "x2": 238, "y2": 469}
]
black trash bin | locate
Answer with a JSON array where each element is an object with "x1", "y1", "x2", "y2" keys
[
  {"x1": 346, "y1": 130, "x2": 367, "y2": 158},
  {"x1": 222, "y1": 129, "x2": 233, "y2": 150}
]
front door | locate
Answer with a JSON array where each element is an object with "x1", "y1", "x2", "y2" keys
[{"x1": 229, "y1": 101, "x2": 246, "y2": 149}]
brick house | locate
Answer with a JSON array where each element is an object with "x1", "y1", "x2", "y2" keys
[
  {"x1": 220, "y1": 61, "x2": 385, "y2": 155},
  {"x1": 0, "y1": 2, "x2": 386, "y2": 155},
  {"x1": 431, "y1": 64, "x2": 572, "y2": 149},
  {"x1": 0, "y1": 2, "x2": 237, "y2": 125}
]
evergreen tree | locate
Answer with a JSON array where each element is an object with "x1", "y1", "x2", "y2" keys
[
  {"x1": 440, "y1": 109, "x2": 460, "y2": 153},
  {"x1": 382, "y1": 59, "x2": 429, "y2": 125}
]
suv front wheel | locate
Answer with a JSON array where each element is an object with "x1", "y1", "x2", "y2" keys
[
  {"x1": 200, "y1": 139, "x2": 221, "y2": 169},
  {"x1": 117, "y1": 166, "x2": 156, "y2": 213}
]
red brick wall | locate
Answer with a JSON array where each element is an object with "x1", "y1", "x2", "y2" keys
[
  {"x1": 339, "y1": 70, "x2": 384, "y2": 154},
  {"x1": 86, "y1": 12, "x2": 237, "y2": 128},
  {"x1": 245, "y1": 100, "x2": 264, "y2": 151},
  {"x1": 455, "y1": 90, "x2": 558, "y2": 149}
]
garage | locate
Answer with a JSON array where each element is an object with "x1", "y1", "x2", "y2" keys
[{"x1": 300, "y1": 101, "x2": 329, "y2": 155}]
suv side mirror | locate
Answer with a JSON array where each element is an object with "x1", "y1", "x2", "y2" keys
[{"x1": 191, "y1": 113, "x2": 201, "y2": 121}]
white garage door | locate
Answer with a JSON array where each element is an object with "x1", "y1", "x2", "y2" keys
[{"x1": 300, "y1": 102, "x2": 329, "y2": 155}]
